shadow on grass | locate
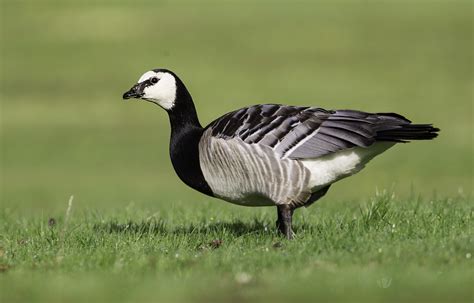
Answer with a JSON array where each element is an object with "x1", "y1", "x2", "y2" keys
[{"x1": 92, "y1": 219, "x2": 276, "y2": 237}]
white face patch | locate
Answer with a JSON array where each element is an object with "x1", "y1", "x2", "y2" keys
[{"x1": 137, "y1": 71, "x2": 177, "y2": 110}]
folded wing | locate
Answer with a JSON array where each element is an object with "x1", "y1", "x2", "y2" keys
[{"x1": 206, "y1": 104, "x2": 439, "y2": 160}]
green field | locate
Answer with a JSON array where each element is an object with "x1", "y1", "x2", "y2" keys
[{"x1": 1, "y1": 0, "x2": 473, "y2": 302}]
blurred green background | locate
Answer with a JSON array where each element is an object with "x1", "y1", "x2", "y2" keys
[
  {"x1": 1, "y1": 1, "x2": 472, "y2": 211},
  {"x1": 1, "y1": 1, "x2": 473, "y2": 302}
]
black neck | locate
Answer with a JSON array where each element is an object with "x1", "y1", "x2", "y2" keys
[{"x1": 166, "y1": 80, "x2": 213, "y2": 197}]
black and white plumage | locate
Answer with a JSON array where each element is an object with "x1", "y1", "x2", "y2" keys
[{"x1": 123, "y1": 68, "x2": 439, "y2": 239}]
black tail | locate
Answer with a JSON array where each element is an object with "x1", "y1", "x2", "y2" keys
[{"x1": 374, "y1": 113, "x2": 440, "y2": 142}]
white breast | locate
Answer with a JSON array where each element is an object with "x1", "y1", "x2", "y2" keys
[{"x1": 198, "y1": 130, "x2": 312, "y2": 207}]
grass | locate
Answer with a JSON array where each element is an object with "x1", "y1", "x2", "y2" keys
[
  {"x1": 1, "y1": 191, "x2": 472, "y2": 302},
  {"x1": 1, "y1": 0, "x2": 473, "y2": 302}
]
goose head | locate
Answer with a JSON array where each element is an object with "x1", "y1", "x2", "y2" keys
[{"x1": 123, "y1": 69, "x2": 179, "y2": 110}]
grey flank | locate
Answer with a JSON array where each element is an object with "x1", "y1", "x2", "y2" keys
[{"x1": 199, "y1": 129, "x2": 312, "y2": 207}]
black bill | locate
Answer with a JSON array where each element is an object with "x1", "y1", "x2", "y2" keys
[{"x1": 123, "y1": 82, "x2": 146, "y2": 100}]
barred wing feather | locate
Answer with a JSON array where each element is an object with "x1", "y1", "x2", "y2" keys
[{"x1": 206, "y1": 104, "x2": 429, "y2": 159}]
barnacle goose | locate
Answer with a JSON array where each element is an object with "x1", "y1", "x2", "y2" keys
[{"x1": 123, "y1": 69, "x2": 439, "y2": 239}]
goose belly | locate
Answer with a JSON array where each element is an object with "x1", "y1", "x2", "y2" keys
[
  {"x1": 199, "y1": 134, "x2": 312, "y2": 207},
  {"x1": 301, "y1": 142, "x2": 394, "y2": 190}
]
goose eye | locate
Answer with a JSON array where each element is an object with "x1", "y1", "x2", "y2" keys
[{"x1": 150, "y1": 77, "x2": 159, "y2": 84}]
